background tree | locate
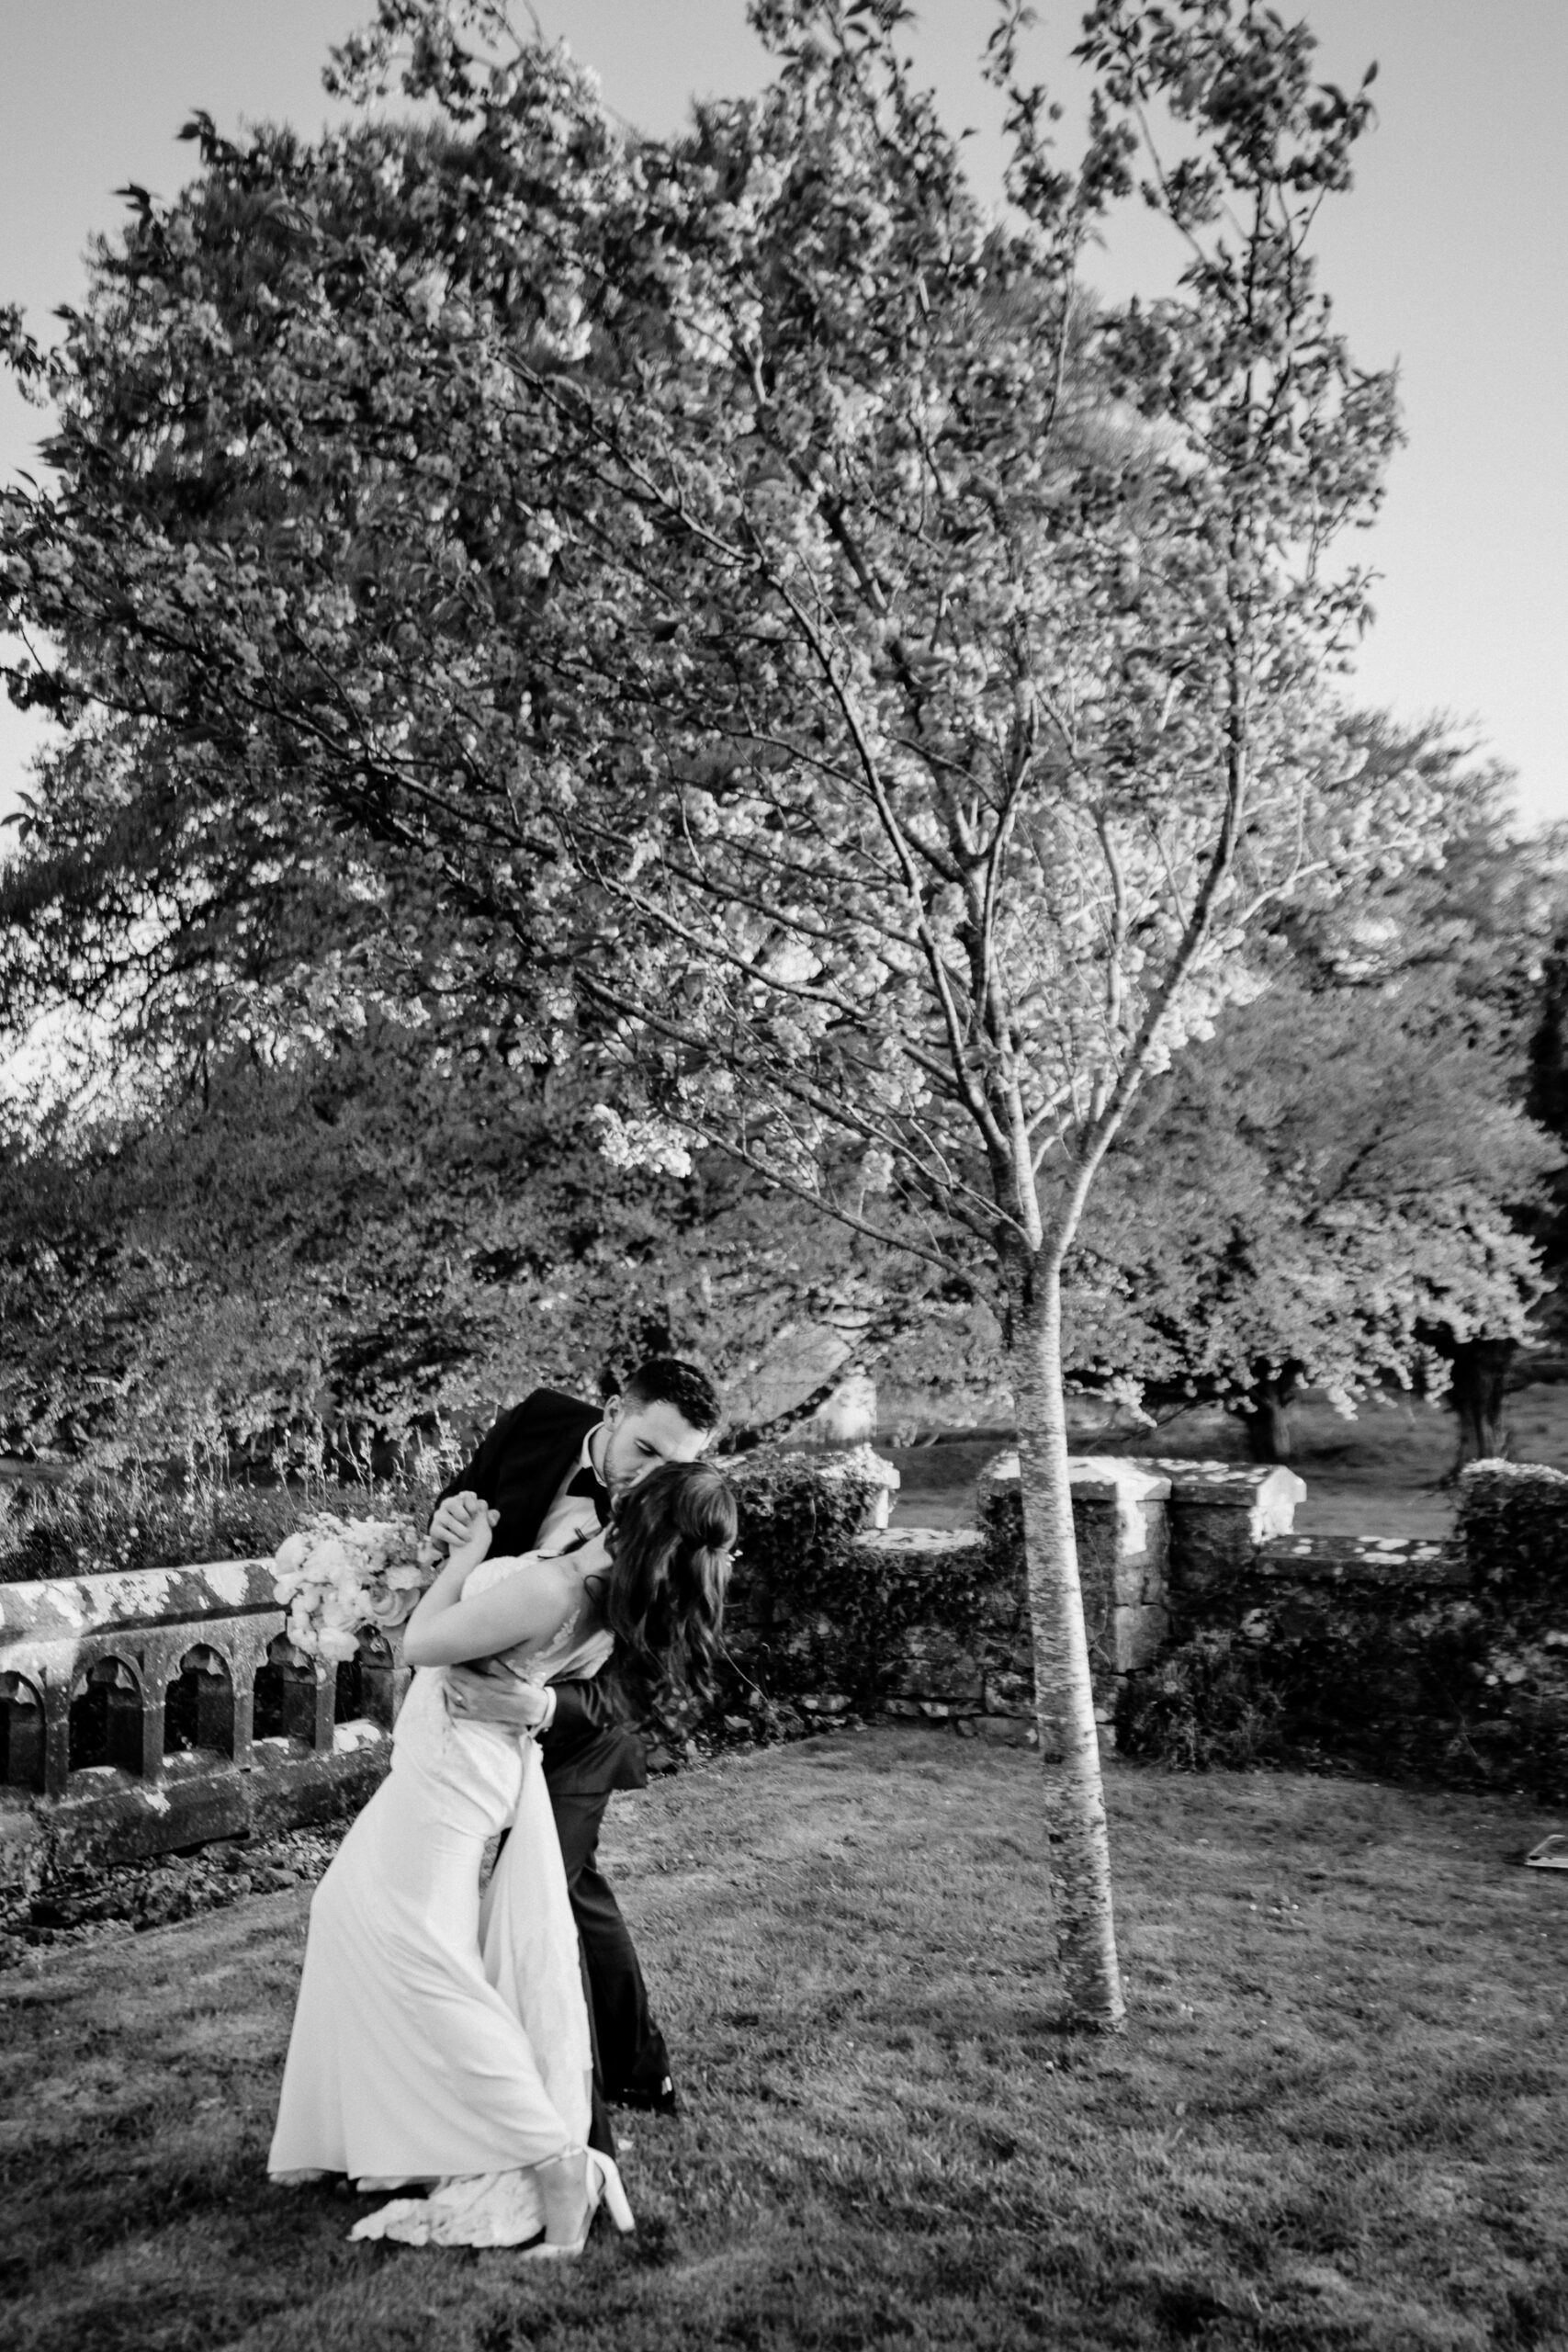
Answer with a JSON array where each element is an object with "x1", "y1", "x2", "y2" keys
[
  {"x1": 9, "y1": 718, "x2": 1552, "y2": 1477},
  {"x1": 1069, "y1": 966, "x2": 1556, "y2": 1460},
  {"x1": 1273, "y1": 717, "x2": 1568, "y2": 1463},
  {"x1": 0, "y1": 0, "x2": 1416, "y2": 2030},
  {"x1": 1062, "y1": 715, "x2": 1565, "y2": 1463},
  {"x1": 1525, "y1": 928, "x2": 1568, "y2": 1400},
  {"x1": 0, "y1": 1021, "x2": 954, "y2": 1463}
]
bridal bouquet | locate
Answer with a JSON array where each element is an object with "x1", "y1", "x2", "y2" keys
[{"x1": 271, "y1": 1514, "x2": 441, "y2": 1663}]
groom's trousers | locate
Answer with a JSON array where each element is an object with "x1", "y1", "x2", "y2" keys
[{"x1": 550, "y1": 1787, "x2": 675, "y2": 2107}]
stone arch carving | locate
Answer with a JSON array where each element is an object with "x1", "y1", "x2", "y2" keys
[
  {"x1": 69, "y1": 1654, "x2": 144, "y2": 1775},
  {"x1": 0, "y1": 1668, "x2": 45, "y2": 1792},
  {"x1": 335, "y1": 1628, "x2": 397, "y2": 1730},
  {"x1": 164, "y1": 1642, "x2": 236, "y2": 1761},
  {"x1": 253, "y1": 1633, "x2": 321, "y2": 1747}
]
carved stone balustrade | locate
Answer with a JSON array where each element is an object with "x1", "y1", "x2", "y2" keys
[{"x1": 0, "y1": 1559, "x2": 405, "y2": 1898}]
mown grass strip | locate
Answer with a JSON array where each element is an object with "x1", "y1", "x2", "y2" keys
[{"x1": 3, "y1": 1731, "x2": 1564, "y2": 2350}]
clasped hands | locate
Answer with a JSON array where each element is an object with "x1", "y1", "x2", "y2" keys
[
  {"x1": 428, "y1": 1488, "x2": 496, "y2": 1555},
  {"x1": 430, "y1": 1489, "x2": 557, "y2": 1736}
]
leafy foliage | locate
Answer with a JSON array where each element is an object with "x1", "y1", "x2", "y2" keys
[
  {"x1": 1072, "y1": 964, "x2": 1557, "y2": 1416},
  {"x1": 1048, "y1": 718, "x2": 1565, "y2": 1443},
  {"x1": 1121, "y1": 1464, "x2": 1568, "y2": 1799},
  {"x1": 0, "y1": 1010, "x2": 964, "y2": 1461},
  {"x1": 2, "y1": 2, "x2": 1410, "y2": 1267},
  {"x1": 724, "y1": 1445, "x2": 993, "y2": 1713},
  {"x1": 0, "y1": 1448, "x2": 451, "y2": 1586},
  {"x1": 1118, "y1": 1597, "x2": 1568, "y2": 1801},
  {"x1": 0, "y1": 0, "x2": 1433, "y2": 2025},
  {"x1": 1112, "y1": 1628, "x2": 1287, "y2": 1771}
]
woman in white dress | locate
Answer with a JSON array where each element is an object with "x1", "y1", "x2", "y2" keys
[{"x1": 268, "y1": 1457, "x2": 736, "y2": 2256}]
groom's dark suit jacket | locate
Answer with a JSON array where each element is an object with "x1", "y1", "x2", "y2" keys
[{"x1": 434, "y1": 1387, "x2": 647, "y2": 1796}]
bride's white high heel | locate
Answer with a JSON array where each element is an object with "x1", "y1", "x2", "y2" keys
[{"x1": 524, "y1": 2147, "x2": 635, "y2": 2258}]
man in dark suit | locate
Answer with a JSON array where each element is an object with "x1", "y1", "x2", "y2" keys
[{"x1": 428, "y1": 1356, "x2": 721, "y2": 2124}]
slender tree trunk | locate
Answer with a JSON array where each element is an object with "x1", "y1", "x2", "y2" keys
[
  {"x1": 1447, "y1": 1337, "x2": 1516, "y2": 1470},
  {"x1": 1008, "y1": 1254, "x2": 1126, "y2": 2033},
  {"x1": 1239, "y1": 1366, "x2": 1302, "y2": 1464}
]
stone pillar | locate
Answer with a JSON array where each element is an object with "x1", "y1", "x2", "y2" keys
[
  {"x1": 388, "y1": 1623, "x2": 415, "y2": 1725},
  {"x1": 857, "y1": 1527, "x2": 987, "y2": 1724},
  {"x1": 277, "y1": 1657, "x2": 323, "y2": 1747},
  {"x1": 231, "y1": 1674, "x2": 255, "y2": 1770},
  {"x1": 137, "y1": 1678, "x2": 165, "y2": 1782},
  {"x1": 976, "y1": 1453, "x2": 1172, "y2": 1730},
  {"x1": 355, "y1": 1636, "x2": 399, "y2": 1730},
  {"x1": 41, "y1": 1675, "x2": 71, "y2": 1800},
  {"x1": 231, "y1": 1620, "x2": 277, "y2": 1769},
  {"x1": 1150, "y1": 1461, "x2": 1306, "y2": 1625},
  {"x1": 1457, "y1": 1462, "x2": 1568, "y2": 1623},
  {"x1": 310, "y1": 1666, "x2": 336, "y2": 1755}
]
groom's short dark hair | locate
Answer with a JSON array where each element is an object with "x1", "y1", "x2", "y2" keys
[{"x1": 621, "y1": 1356, "x2": 721, "y2": 1432}]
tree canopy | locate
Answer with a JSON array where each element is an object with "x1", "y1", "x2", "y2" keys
[
  {"x1": 1, "y1": 0, "x2": 1453, "y2": 2028},
  {"x1": 0, "y1": 1016, "x2": 956, "y2": 1464}
]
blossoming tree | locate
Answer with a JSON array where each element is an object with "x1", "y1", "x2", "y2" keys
[
  {"x1": 429, "y1": 0, "x2": 1404, "y2": 2028},
  {"x1": 3, "y1": 0, "x2": 1419, "y2": 2027}
]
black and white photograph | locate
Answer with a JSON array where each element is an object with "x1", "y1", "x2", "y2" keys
[{"x1": 2, "y1": 3, "x2": 1565, "y2": 2344}]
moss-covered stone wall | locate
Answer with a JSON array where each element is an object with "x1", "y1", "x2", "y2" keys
[{"x1": 1117, "y1": 1465, "x2": 1568, "y2": 1800}]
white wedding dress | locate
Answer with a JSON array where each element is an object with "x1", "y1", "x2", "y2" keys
[{"x1": 267, "y1": 1544, "x2": 619, "y2": 2246}]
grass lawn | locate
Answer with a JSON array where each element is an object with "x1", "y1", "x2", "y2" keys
[{"x1": 4, "y1": 1730, "x2": 1566, "y2": 2351}]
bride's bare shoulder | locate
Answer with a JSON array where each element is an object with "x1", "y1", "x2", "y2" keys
[{"x1": 472, "y1": 1550, "x2": 579, "y2": 1597}]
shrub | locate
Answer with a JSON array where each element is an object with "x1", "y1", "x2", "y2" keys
[
  {"x1": 718, "y1": 1444, "x2": 893, "y2": 1707},
  {"x1": 714, "y1": 1444, "x2": 1000, "y2": 1731},
  {"x1": 1118, "y1": 1595, "x2": 1568, "y2": 1801},
  {"x1": 0, "y1": 1445, "x2": 458, "y2": 1584},
  {"x1": 1116, "y1": 1629, "x2": 1287, "y2": 1770},
  {"x1": 1457, "y1": 1462, "x2": 1568, "y2": 1624}
]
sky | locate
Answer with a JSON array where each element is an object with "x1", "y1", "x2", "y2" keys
[{"x1": 2, "y1": 0, "x2": 1564, "y2": 830}]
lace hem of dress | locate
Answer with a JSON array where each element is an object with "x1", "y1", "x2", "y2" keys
[{"x1": 348, "y1": 2167, "x2": 549, "y2": 2247}]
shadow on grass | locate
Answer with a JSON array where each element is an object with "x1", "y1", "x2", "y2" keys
[{"x1": 5, "y1": 1731, "x2": 1567, "y2": 2351}]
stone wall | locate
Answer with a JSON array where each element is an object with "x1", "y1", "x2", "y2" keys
[
  {"x1": 724, "y1": 1454, "x2": 1180, "y2": 1747},
  {"x1": 0, "y1": 1559, "x2": 401, "y2": 1897},
  {"x1": 1116, "y1": 1464, "x2": 1568, "y2": 1798},
  {"x1": 0, "y1": 1447, "x2": 909, "y2": 1894},
  {"x1": 729, "y1": 1452, "x2": 1568, "y2": 1802},
  {"x1": 7, "y1": 1451, "x2": 1567, "y2": 1894},
  {"x1": 1151, "y1": 1461, "x2": 1308, "y2": 1615}
]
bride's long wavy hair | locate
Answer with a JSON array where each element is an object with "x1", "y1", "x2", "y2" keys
[{"x1": 596, "y1": 1459, "x2": 737, "y2": 1722}]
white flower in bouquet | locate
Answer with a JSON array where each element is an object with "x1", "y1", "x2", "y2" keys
[
  {"x1": 271, "y1": 1532, "x2": 313, "y2": 1602},
  {"x1": 310, "y1": 1536, "x2": 358, "y2": 1586},
  {"x1": 362, "y1": 1573, "x2": 423, "y2": 1628},
  {"x1": 311, "y1": 1623, "x2": 363, "y2": 1664},
  {"x1": 271, "y1": 1512, "x2": 438, "y2": 1663}
]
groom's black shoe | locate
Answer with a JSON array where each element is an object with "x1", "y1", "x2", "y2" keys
[{"x1": 612, "y1": 2075, "x2": 680, "y2": 2119}]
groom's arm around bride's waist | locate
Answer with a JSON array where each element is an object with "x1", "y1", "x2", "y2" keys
[
  {"x1": 446, "y1": 1666, "x2": 648, "y2": 1791},
  {"x1": 539, "y1": 1675, "x2": 649, "y2": 1793}
]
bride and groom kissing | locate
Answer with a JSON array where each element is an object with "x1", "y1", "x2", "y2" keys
[{"x1": 268, "y1": 1356, "x2": 738, "y2": 2255}]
